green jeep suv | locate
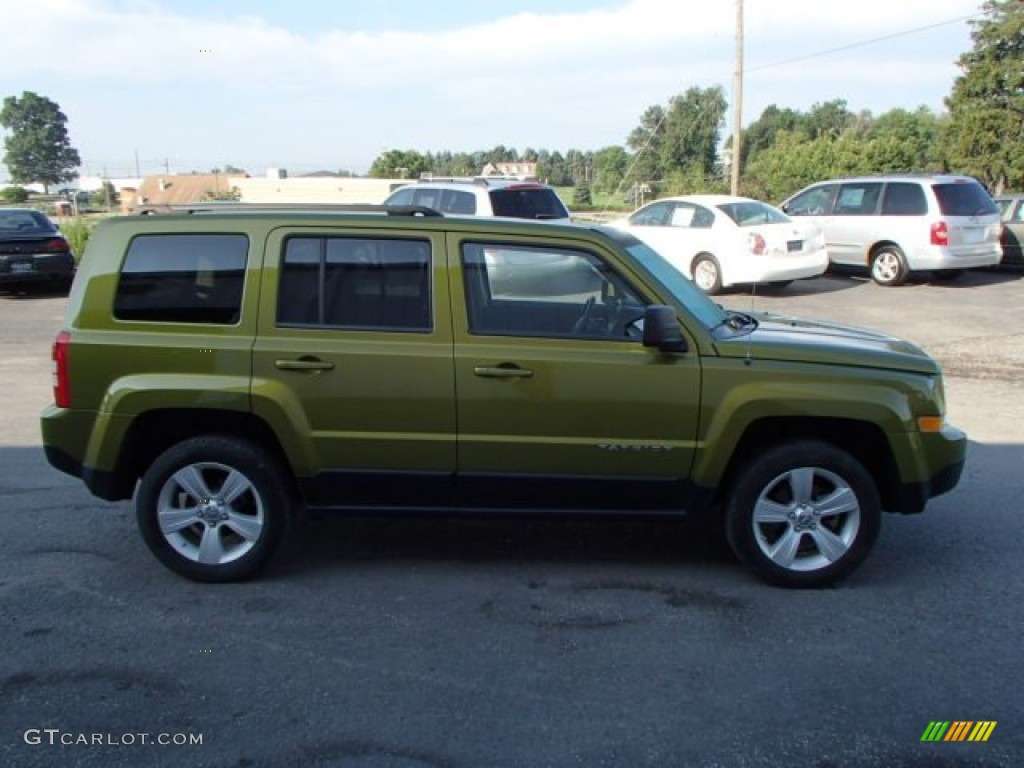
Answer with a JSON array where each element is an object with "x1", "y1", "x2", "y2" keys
[{"x1": 41, "y1": 206, "x2": 966, "y2": 587}]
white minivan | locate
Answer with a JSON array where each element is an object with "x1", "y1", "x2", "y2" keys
[{"x1": 781, "y1": 174, "x2": 1002, "y2": 286}]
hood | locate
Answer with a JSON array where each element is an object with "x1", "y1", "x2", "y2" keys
[{"x1": 715, "y1": 313, "x2": 940, "y2": 375}]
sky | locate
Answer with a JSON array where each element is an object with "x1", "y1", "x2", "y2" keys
[{"x1": 0, "y1": 0, "x2": 987, "y2": 182}]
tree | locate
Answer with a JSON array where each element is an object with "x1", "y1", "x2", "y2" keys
[
  {"x1": 592, "y1": 146, "x2": 630, "y2": 195},
  {"x1": 738, "y1": 105, "x2": 802, "y2": 171},
  {"x1": 572, "y1": 181, "x2": 592, "y2": 207},
  {"x1": 625, "y1": 87, "x2": 727, "y2": 192},
  {"x1": 0, "y1": 185, "x2": 29, "y2": 203},
  {"x1": 368, "y1": 149, "x2": 431, "y2": 179},
  {"x1": 91, "y1": 181, "x2": 119, "y2": 207},
  {"x1": 944, "y1": 0, "x2": 1024, "y2": 193},
  {"x1": 0, "y1": 92, "x2": 81, "y2": 193}
]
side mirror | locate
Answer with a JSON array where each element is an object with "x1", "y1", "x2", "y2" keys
[{"x1": 642, "y1": 305, "x2": 687, "y2": 353}]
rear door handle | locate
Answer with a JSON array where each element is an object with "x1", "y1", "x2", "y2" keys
[
  {"x1": 275, "y1": 358, "x2": 335, "y2": 372},
  {"x1": 473, "y1": 365, "x2": 534, "y2": 379}
]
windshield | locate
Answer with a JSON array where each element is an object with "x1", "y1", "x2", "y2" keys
[
  {"x1": 716, "y1": 200, "x2": 790, "y2": 227},
  {"x1": 601, "y1": 228, "x2": 727, "y2": 329}
]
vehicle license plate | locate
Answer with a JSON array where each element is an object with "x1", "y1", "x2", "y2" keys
[
  {"x1": 786, "y1": 240, "x2": 803, "y2": 253},
  {"x1": 961, "y1": 228, "x2": 982, "y2": 244},
  {"x1": 10, "y1": 261, "x2": 33, "y2": 273}
]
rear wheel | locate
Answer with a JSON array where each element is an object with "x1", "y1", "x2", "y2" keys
[
  {"x1": 692, "y1": 254, "x2": 723, "y2": 294},
  {"x1": 136, "y1": 435, "x2": 291, "y2": 582},
  {"x1": 725, "y1": 441, "x2": 881, "y2": 588},
  {"x1": 870, "y1": 246, "x2": 909, "y2": 286}
]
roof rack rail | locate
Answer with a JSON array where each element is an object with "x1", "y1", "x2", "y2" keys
[{"x1": 135, "y1": 203, "x2": 443, "y2": 217}]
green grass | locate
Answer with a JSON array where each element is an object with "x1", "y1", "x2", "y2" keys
[{"x1": 57, "y1": 216, "x2": 100, "y2": 262}]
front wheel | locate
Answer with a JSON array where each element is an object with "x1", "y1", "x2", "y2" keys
[
  {"x1": 136, "y1": 435, "x2": 291, "y2": 582},
  {"x1": 725, "y1": 441, "x2": 881, "y2": 588}
]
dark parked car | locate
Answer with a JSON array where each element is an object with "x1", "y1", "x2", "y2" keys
[
  {"x1": 0, "y1": 208, "x2": 75, "y2": 290},
  {"x1": 995, "y1": 194, "x2": 1024, "y2": 268}
]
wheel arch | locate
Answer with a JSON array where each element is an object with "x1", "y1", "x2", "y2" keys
[
  {"x1": 106, "y1": 409, "x2": 299, "y2": 502},
  {"x1": 717, "y1": 416, "x2": 902, "y2": 512},
  {"x1": 866, "y1": 239, "x2": 904, "y2": 268}
]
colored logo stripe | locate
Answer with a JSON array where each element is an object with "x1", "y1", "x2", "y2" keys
[
  {"x1": 921, "y1": 721, "x2": 996, "y2": 742},
  {"x1": 945, "y1": 721, "x2": 973, "y2": 741},
  {"x1": 969, "y1": 722, "x2": 997, "y2": 742}
]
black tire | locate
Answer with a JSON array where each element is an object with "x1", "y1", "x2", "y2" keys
[
  {"x1": 692, "y1": 253, "x2": 723, "y2": 294},
  {"x1": 869, "y1": 245, "x2": 909, "y2": 287},
  {"x1": 136, "y1": 435, "x2": 291, "y2": 582},
  {"x1": 725, "y1": 441, "x2": 881, "y2": 588}
]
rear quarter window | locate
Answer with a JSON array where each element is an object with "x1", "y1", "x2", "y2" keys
[
  {"x1": 113, "y1": 234, "x2": 248, "y2": 324},
  {"x1": 932, "y1": 182, "x2": 998, "y2": 216}
]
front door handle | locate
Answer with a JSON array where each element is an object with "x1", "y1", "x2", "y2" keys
[
  {"x1": 275, "y1": 358, "x2": 335, "y2": 372},
  {"x1": 473, "y1": 365, "x2": 534, "y2": 379}
]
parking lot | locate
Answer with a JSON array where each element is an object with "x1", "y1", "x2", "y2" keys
[{"x1": 2, "y1": 269, "x2": 1023, "y2": 767}]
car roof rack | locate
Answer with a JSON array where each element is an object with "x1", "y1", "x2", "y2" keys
[
  {"x1": 136, "y1": 203, "x2": 443, "y2": 217},
  {"x1": 415, "y1": 176, "x2": 540, "y2": 187}
]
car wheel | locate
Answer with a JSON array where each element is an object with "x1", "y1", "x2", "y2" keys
[
  {"x1": 692, "y1": 254, "x2": 723, "y2": 294},
  {"x1": 932, "y1": 269, "x2": 964, "y2": 281},
  {"x1": 725, "y1": 441, "x2": 881, "y2": 588},
  {"x1": 136, "y1": 435, "x2": 291, "y2": 582},
  {"x1": 870, "y1": 246, "x2": 909, "y2": 287}
]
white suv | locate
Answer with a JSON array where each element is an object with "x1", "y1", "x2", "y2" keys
[
  {"x1": 781, "y1": 174, "x2": 1002, "y2": 286},
  {"x1": 384, "y1": 178, "x2": 571, "y2": 222}
]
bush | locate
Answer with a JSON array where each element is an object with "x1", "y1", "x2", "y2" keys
[
  {"x1": 1, "y1": 186, "x2": 29, "y2": 203},
  {"x1": 59, "y1": 217, "x2": 96, "y2": 262}
]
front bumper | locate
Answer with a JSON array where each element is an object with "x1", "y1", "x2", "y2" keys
[{"x1": 889, "y1": 423, "x2": 967, "y2": 514}]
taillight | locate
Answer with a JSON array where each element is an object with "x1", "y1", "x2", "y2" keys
[
  {"x1": 930, "y1": 221, "x2": 949, "y2": 246},
  {"x1": 52, "y1": 331, "x2": 71, "y2": 408},
  {"x1": 43, "y1": 237, "x2": 70, "y2": 253},
  {"x1": 748, "y1": 233, "x2": 766, "y2": 255}
]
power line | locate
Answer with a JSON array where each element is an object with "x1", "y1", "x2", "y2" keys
[{"x1": 744, "y1": 13, "x2": 981, "y2": 75}]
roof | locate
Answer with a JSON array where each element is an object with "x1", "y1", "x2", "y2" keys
[
  {"x1": 133, "y1": 173, "x2": 247, "y2": 207},
  {"x1": 652, "y1": 194, "x2": 769, "y2": 207}
]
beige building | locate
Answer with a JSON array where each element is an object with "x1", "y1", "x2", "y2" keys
[
  {"x1": 236, "y1": 175, "x2": 408, "y2": 205},
  {"x1": 121, "y1": 171, "x2": 411, "y2": 212}
]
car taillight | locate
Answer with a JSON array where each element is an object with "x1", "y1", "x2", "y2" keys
[
  {"x1": 52, "y1": 331, "x2": 71, "y2": 408},
  {"x1": 930, "y1": 221, "x2": 949, "y2": 246},
  {"x1": 748, "y1": 233, "x2": 766, "y2": 255},
  {"x1": 43, "y1": 238, "x2": 70, "y2": 253}
]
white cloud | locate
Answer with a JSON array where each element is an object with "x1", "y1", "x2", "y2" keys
[{"x1": 0, "y1": 0, "x2": 981, "y2": 173}]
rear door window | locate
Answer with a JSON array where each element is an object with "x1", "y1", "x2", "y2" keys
[
  {"x1": 277, "y1": 236, "x2": 431, "y2": 332},
  {"x1": 932, "y1": 182, "x2": 998, "y2": 216},
  {"x1": 881, "y1": 183, "x2": 927, "y2": 216}
]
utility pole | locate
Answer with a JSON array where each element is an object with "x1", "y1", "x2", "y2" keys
[
  {"x1": 730, "y1": 0, "x2": 744, "y2": 196},
  {"x1": 134, "y1": 149, "x2": 141, "y2": 178}
]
